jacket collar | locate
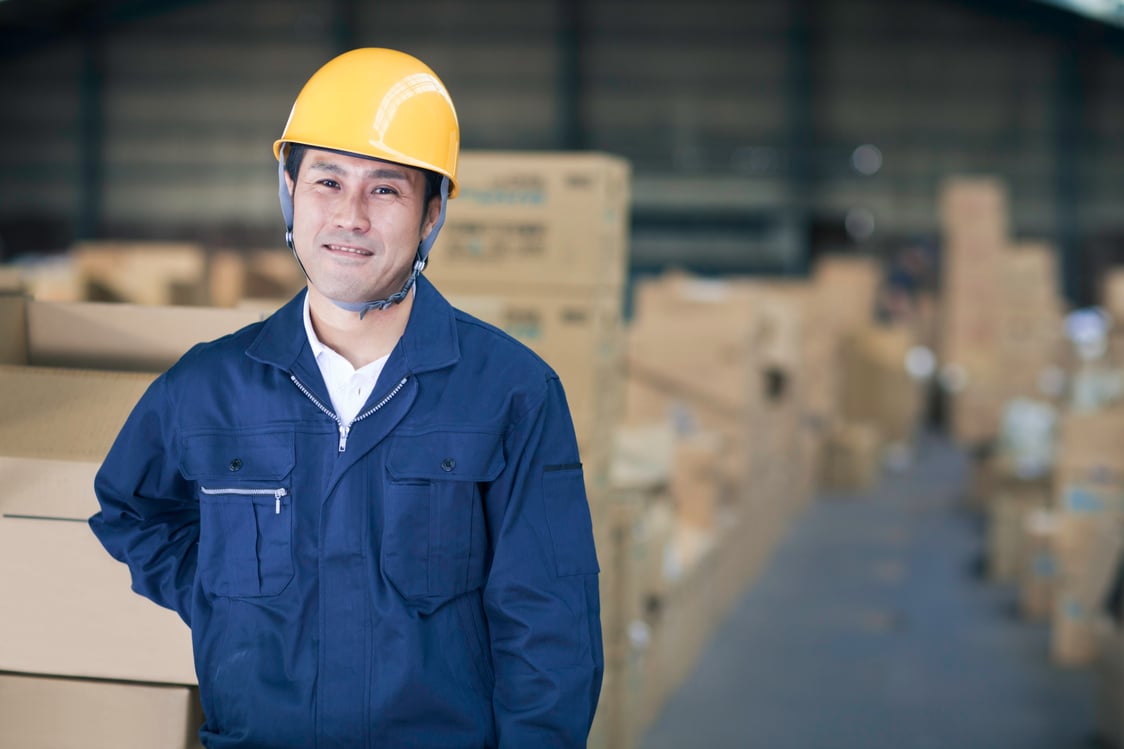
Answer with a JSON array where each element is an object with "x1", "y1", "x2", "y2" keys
[{"x1": 245, "y1": 275, "x2": 460, "y2": 376}]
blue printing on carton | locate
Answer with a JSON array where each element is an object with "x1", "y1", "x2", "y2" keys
[
  {"x1": 1032, "y1": 553, "x2": 1056, "y2": 577},
  {"x1": 1064, "y1": 486, "x2": 1106, "y2": 513}
]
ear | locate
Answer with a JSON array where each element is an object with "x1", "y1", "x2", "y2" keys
[
  {"x1": 420, "y1": 195, "x2": 441, "y2": 240},
  {"x1": 284, "y1": 169, "x2": 295, "y2": 195}
]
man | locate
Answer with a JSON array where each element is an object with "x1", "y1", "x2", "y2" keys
[{"x1": 90, "y1": 48, "x2": 603, "y2": 748}]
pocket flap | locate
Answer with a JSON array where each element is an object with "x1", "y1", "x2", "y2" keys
[
  {"x1": 387, "y1": 431, "x2": 505, "y2": 482},
  {"x1": 180, "y1": 431, "x2": 295, "y2": 481}
]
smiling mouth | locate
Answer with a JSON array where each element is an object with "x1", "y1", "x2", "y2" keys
[{"x1": 324, "y1": 243, "x2": 374, "y2": 257}]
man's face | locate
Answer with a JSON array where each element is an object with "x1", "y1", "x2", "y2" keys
[{"x1": 285, "y1": 148, "x2": 437, "y2": 307}]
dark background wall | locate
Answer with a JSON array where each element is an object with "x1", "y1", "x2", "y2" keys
[{"x1": 1, "y1": 0, "x2": 1122, "y2": 303}]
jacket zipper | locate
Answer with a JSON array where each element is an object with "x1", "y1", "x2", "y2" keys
[
  {"x1": 200, "y1": 486, "x2": 288, "y2": 514},
  {"x1": 290, "y1": 374, "x2": 409, "y2": 453}
]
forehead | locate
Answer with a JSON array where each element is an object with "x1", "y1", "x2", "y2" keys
[{"x1": 302, "y1": 147, "x2": 424, "y2": 185}]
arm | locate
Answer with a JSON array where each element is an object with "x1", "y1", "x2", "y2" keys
[
  {"x1": 484, "y1": 375, "x2": 604, "y2": 748},
  {"x1": 89, "y1": 374, "x2": 199, "y2": 626}
]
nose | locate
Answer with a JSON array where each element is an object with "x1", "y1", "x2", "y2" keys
[{"x1": 333, "y1": 187, "x2": 371, "y2": 233}]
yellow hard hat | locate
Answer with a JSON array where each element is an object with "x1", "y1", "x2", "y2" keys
[{"x1": 273, "y1": 48, "x2": 459, "y2": 197}]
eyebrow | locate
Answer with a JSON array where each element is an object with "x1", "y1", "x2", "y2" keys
[{"x1": 307, "y1": 161, "x2": 411, "y2": 181}]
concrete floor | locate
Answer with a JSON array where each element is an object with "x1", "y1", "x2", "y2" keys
[{"x1": 637, "y1": 434, "x2": 1099, "y2": 749}]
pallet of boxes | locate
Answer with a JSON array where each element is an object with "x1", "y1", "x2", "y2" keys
[
  {"x1": 423, "y1": 151, "x2": 631, "y2": 749},
  {"x1": 615, "y1": 270, "x2": 824, "y2": 746},
  {"x1": 811, "y1": 254, "x2": 929, "y2": 492},
  {"x1": 936, "y1": 177, "x2": 1066, "y2": 588},
  {"x1": 0, "y1": 293, "x2": 265, "y2": 749}
]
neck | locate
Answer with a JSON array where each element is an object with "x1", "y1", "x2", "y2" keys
[{"x1": 307, "y1": 285, "x2": 413, "y2": 369}]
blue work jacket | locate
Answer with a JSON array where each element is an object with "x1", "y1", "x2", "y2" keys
[{"x1": 89, "y1": 275, "x2": 603, "y2": 748}]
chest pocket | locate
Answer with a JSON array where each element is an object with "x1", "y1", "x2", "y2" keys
[
  {"x1": 181, "y1": 431, "x2": 296, "y2": 598},
  {"x1": 383, "y1": 431, "x2": 504, "y2": 605}
]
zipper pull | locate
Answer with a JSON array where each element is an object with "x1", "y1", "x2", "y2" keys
[
  {"x1": 274, "y1": 488, "x2": 287, "y2": 514},
  {"x1": 338, "y1": 424, "x2": 351, "y2": 453}
]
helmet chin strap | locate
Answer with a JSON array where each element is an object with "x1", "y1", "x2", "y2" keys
[{"x1": 278, "y1": 148, "x2": 450, "y2": 320}]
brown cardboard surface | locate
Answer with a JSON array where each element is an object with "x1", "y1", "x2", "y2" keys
[
  {"x1": 627, "y1": 274, "x2": 766, "y2": 416},
  {"x1": 1103, "y1": 268, "x2": 1124, "y2": 324},
  {"x1": 1020, "y1": 508, "x2": 1058, "y2": 621},
  {"x1": 443, "y1": 284, "x2": 624, "y2": 480},
  {"x1": 838, "y1": 326, "x2": 922, "y2": 445},
  {"x1": 0, "y1": 366, "x2": 155, "y2": 462},
  {"x1": 1056, "y1": 407, "x2": 1124, "y2": 474},
  {"x1": 70, "y1": 241, "x2": 208, "y2": 306},
  {"x1": 819, "y1": 422, "x2": 882, "y2": 491},
  {"x1": 0, "y1": 292, "x2": 28, "y2": 364},
  {"x1": 0, "y1": 489, "x2": 197, "y2": 684},
  {"x1": 425, "y1": 151, "x2": 630, "y2": 289},
  {"x1": 811, "y1": 255, "x2": 881, "y2": 331},
  {"x1": 670, "y1": 433, "x2": 724, "y2": 531},
  {"x1": 986, "y1": 483, "x2": 1051, "y2": 583},
  {"x1": 0, "y1": 673, "x2": 203, "y2": 749},
  {"x1": 24, "y1": 298, "x2": 266, "y2": 372}
]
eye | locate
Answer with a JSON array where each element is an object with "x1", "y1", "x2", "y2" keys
[
  {"x1": 315, "y1": 179, "x2": 340, "y2": 189},
  {"x1": 373, "y1": 185, "x2": 399, "y2": 196}
]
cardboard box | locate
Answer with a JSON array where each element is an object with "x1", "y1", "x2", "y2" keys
[
  {"x1": 0, "y1": 672, "x2": 204, "y2": 749},
  {"x1": 0, "y1": 294, "x2": 266, "y2": 371},
  {"x1": 1102, "y1": 268, "x2": 1124, "y2": 325},
  {"x1": 70, "y1": 241, "x2": 209, "y2": 306},
  {"x1": 838, "y1": 325, "x2": 923, "y2": 445},
  {"x1": 939, "y1": 176, "x2": 1010, "y2": 246},
  {"x1": 1020, "y1": 509, "x2": 1058, "y2": 620},
  {"x1": 987, "y1": 480, "x2": 1052, "y2": 583},
  {"x1": 1053, "y1": 592, "x2": 1100, "y2": 666},
  {"x1": 425, "y1": 151, "x2": 630, "y2": 290},
  {"x1": 811, "y1": 255, "x2": 881, "y2": 335},
  {"x1": 0, "y1": 367, "x2": 197, "y2": 685},
  {"x1": 669, "y1": 432, "x2": 725, "y2": 532},
  {"x1": 819, "y1": 422, "x2": 882, "y2": 492},
  {"x1": 627, "y1": 274, "x2": 765, "y2": 416},
  {"x1": 1056, "y1": 407, "x2": 1124, "y2": 476},
  {"x1": 442, "y1": 284, "x2": 623, "y2": 486},
  {"x1": 0, "y1": 297, "x2": 266, "y2": 687},
  {"x1": 209, "y1": 249, "x2": 307, "y2": 307}
]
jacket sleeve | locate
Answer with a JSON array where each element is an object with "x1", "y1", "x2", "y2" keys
[
  {"x1": 89, "y1": 374, "x2": 199, "y2": 627},
  {"x1": 484, "y1": 374, "x2": 604, "y2": 748}
]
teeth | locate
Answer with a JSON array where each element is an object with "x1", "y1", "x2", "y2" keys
[{"x1": 327, "y1": 244, "x2": 370, "y2": 255}]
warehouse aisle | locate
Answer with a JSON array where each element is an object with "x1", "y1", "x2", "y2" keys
[{"x1": 636, "y1": 433, "x2": 1096, "y2": 749}]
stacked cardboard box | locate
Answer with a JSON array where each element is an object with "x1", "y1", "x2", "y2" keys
[
  {"x1": 998, "y1": 242, "x2": 1066, "y2": 404},
  {"x1": 425, "y1": 151, "x2": 631, "y2": 493},
  {"x1": 986, "y1": 472, "x2": 1053, "y2": 583},
  {"x1": 939, "y1": 177, "x2": 1009, "y2": 446},
  {"x1": 0, "y1": 293, "x2": 264, "y2": 747},
  {"x1": 838, "y1": 324, "x2": 924, "y2": 449},
  {"x1": 1050, "y1": 407, "x2": 1124, "y2": 666},
  {"x1": 420, "y1": 152, "x2": 632, "y2": 745},
  {"x1": 806, "y1": 254, "x2": 909, "y2": 491},
  {"x1": 208, "y1": 248, "x2": 307, "y2": 308},
  {"x1": 806, "y1": 254, "x2": 882, "y2": 431},
  {"x1": 612, "y1": 270, "x2": 823, "y2": 745},
  {"x1": 70, "y1": 241, "x2": 210, "y2": 306},
  {"x1": 1020, "y1": 508, "x2": 1060, "y2": 620}
]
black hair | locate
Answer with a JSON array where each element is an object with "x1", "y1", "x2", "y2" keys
[{"x1": 284, "y1": 143, "x2": 443, "y2": 210}]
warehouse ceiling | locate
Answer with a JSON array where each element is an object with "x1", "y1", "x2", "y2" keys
[
  {"x1": 0, "y1": 0, "x2": 204, "y2": 59},
  {"x1": 1, "y1": 0, "x2": 1120, "y2": 57}
]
